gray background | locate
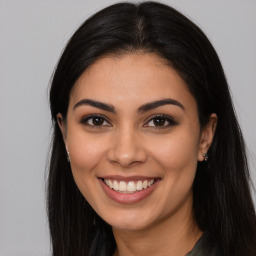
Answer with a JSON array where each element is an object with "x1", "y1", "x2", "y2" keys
[{"x1": 0, "y1": 0, "x2": 255, "y2": 255}]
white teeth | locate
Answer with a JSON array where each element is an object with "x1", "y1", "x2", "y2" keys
[
  {"x1": 104, "y1": 179, "x2": 155, "y2": 193},
  {"x1": 143, "y1": 180, "x2": 148, "y2": 189},
  {"x1": 109, "y1": 180, "x2": 113, "y2": 188},
  {"x1": 136, "y1": 180, "x2": 143, "y2": 190},
  {"x1": 113, "y1": 180, "x2": 119, "y2": 191},
  {"x1": 127, "y1": 181, "x2": 136, "y2": 192},
  {"x1": 119, "y1": 181, "x2": 126, "y2": 192}
]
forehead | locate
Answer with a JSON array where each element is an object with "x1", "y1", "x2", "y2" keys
[{"x1": 69, "y1": 53, "x2": 196, "y2": 111}]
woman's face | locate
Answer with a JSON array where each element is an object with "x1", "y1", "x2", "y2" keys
[{"x1": 58, "y1": 53, "x2": 216, "y2": 231}]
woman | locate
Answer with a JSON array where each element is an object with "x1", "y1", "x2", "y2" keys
[{"x1": 47, "y1": 1, "x2": 256, "y2": 255}]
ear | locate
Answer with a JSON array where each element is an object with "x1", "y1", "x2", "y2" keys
[
  {"x1": 198, "y1": 113, "x2": 217, "y2": 162},
  {"x1": 57, "y1": 113, "x2": 68, "y2": 151}
]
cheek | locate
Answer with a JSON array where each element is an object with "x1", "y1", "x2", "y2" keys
[
  {"x1": 67, "y1": 132, "x2": 108, "y2": 205},
  {"x1": 151, "y1": 133, "x2": 199, "y2": 173},
  {"x1": 151, "y1": 134, "x2": 199, "y2": 214},
  {"x1": 70, "y1": 142, "x2": 102, "y2": 171},
  {"x1": 67, "y1": 130, "x2": 108, "y2": 176}
]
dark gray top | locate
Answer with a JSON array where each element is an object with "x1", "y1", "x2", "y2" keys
[{"x1": 186, "y1": 233, "x2": 224, "y2": 256}]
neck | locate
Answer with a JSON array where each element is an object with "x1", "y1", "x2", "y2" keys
[{"x1": 112, "y1": 207, "x2": 202, "y2": 256}]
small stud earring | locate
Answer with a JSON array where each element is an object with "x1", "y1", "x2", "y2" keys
[
  {"x1": 203, "y1": 153, "x2": 208, "y2": 162},
  {"x1": 67, "y1": 151, "x2": 70, "y2": 162}
]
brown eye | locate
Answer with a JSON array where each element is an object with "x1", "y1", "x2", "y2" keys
[
  {"x1": 152, "y1": 117, "x2": 167, "y2": 127},
  {"x1": 92, "y1": 117, "x2": 104, "y2": 126},
  {"x1": 81, "y1": 115, "x2": 111, "y2": 127},
  {"x1": 145, "y1": 115, "x2": 177, "y2": 128}
]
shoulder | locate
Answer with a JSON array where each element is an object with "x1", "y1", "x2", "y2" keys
[{"x1": 186, "y1": 233, "x2": 224, "y2": 256}]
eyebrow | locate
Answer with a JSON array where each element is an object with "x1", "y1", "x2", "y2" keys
[
  {"x1": 138, "y1": 98, "x2": 185, "y2": 113},
  {"x1": 73, "y1": 99, "x2": 116, "y2": 113},
  {"x1": 73, "y1": 98, "x2": 184, "y2": 113}
]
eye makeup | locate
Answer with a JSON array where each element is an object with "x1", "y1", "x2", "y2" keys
[
  {"x1": 80, "y1": 114, "x2": 111, "y2": 128},
  {"x1": 144, "y1": 114, "x2": 178, "y2": 129}
]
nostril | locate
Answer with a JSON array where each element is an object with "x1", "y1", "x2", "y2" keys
[{"x1": 106, "y1": 145, "x2": 147, "y2": 167}]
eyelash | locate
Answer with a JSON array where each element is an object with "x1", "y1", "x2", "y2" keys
[
  {"x1": 144, "y1": 114, "x2": 177, "y2": 129},
  {"x1": 80, "y1": 114, "x2": 177, "y2": 129},
  {"x1": 80, "y1": 114, "x2": 111, "y2": 128}
]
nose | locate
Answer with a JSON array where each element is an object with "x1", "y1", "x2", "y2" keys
[{"x1": 107, "y1": 126, "x2": 147, "y2": 168}]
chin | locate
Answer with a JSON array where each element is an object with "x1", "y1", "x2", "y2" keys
[
  {"x1": 111, "y1": 220, "x2": 151, "y2": 232},
  {"x1": 102, "y1": 210, "x2": 156, "y2": 232}
]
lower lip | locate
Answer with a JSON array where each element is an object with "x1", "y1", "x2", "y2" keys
[{"x1": 99, "y1": 179, "x2": 159, "y2": 204}]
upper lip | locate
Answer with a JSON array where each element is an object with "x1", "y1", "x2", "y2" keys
[{"x1": 99, "y1": 175, "x2": 160, "y2": 182}]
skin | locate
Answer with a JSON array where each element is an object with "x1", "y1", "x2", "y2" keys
[{"x1": 58, "y1": 53, "x2": 217, "y2": 256}]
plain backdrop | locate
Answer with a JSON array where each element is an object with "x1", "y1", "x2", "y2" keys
[{"x1": 0, "y1": 0, "x2": 255, "y2": 255}]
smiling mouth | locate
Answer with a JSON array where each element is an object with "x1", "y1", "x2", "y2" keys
[{"x1": 103, "y1": 178, "x2": 156, "y2": 193}]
